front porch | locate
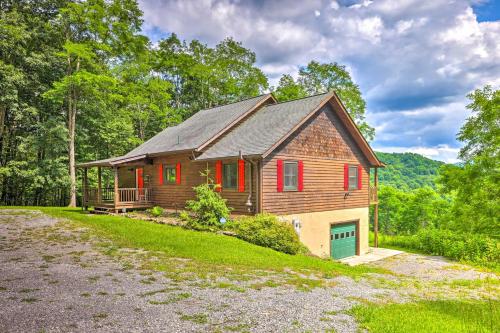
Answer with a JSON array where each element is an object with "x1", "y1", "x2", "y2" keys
[
  {"x1": 83, "y1": 187, "x2": 153, "y2": 212},
  {"x1": 78, "y1": 155, "x2": 154, "y2": 213}
]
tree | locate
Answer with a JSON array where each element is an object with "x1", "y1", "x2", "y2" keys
[
  {"x1": 458, "y1": 86, "x2": 499, "y2": 163},
  {"x1": 273, "y1": 74, "x2": 307, "y2": 102},
  {"x1": 117, "y1": 51, "x2": 175, "y2": 142},
  {"x1": 273, "y1": 61, "x2": 375, "y2": 140},
  {"x1": 376, "y1": 185, "x2": 451, "y2": 235},
  {"x1": 439, "y1": 86, "x2": 500, "y2": 237},
  {"x1": 44, "y1": 0, "x2": 146, "y2": 206},
  {"x1": 0, "y1": 0, "x2": 69, "y2": 206},
  {"x1": 156, "y1": 34, "x2": 269, "y2": 117}
]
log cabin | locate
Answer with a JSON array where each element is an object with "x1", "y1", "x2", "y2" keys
[{"x1": 78, "y1": 92, "x2": 383, "y2": 259}]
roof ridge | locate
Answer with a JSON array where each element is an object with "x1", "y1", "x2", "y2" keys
[
  {"x1": 197, "y1": 93, "x2": 270, "y2": 113},
  {"x1": 269, "y1": 91, "x2": 330, "y2": 106}
]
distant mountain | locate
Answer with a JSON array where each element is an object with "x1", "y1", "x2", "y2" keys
[{"x1": 375, "y1": 152, "x2": 446, "y2": 190}]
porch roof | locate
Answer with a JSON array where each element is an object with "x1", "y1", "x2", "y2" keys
[{"x1": 76, "y1": 154, "x2": 148, "y2": 168}]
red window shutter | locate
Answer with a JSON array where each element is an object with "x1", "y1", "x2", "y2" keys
[
  {"x1": 344, "y1": 163, "x2": 349, "y2": 191},
  {"x1": 176, "y1": 163, "x2": 181, "y2": 185},
  {"x1": 358, "y1": 164, "x2": 362, "y2": 190},
  {"x1": 277, "y1": 159, "x2": 283, "y2": 192},
  {"x1": 158, "y1": 164, "x2": 163, "y2": 185},
  {"x1": 238, "y1": 159, "x2": 245, "y2": 192},
  {"x1": 215, "y1": 160, "x2": 222, "y2": 192},
  {"x1": 298, "y1": 160, "x2": 304, "y2": 192}
]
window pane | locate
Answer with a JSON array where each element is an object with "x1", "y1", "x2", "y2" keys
[
  {"x1": 223, "y1": 163, "x2": 237, "y2": 189},
  {"x1": 164, "y1": 166, "x2": 176, "y2": 183},
  {"x1": 335, "y1": 234, "x2": 339, "y2": 240},
  {"x1": 348, "y1": 166, "x2": 358, "y2": 190},
  {"x1": 284, "y1": 162, "x2": 298, "y2": 190},
  {"x1": 351, "y1": 231, "x2": 355, "y2": 237}
]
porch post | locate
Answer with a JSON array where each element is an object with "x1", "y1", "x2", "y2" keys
[
  {"x1": 373, "y1": 167, "x2": 379, "y2": 248},
  {"x1": 83, "y1": 167, "x2": 88, "y2": 211},
  {"x1": 113, "y1": 167, "x2": 119, "y2": 213},
  {"x1": 97, "y1": 166, "x2": 102, "y2": 204}
]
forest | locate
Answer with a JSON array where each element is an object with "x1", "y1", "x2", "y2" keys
[{"x1": 1, "y1": 1, "x2": 498, "y2": 265}]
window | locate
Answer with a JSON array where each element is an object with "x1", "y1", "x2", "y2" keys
[
  {"x1": 335, "y1": 234, "x2": 339, "y2": 240},
  {"x1": 164, "y1": 165, "x2": 176, "y2": 184},
  {"x1": 284, "y1": 161, "x2": 298, "y2": 191},
  {"x1": 348, "y1": 165, "x2": 358, "y2": 190},
  {"x1": 351, "y1": 231, "x2": 355, "y2": 237},
  {"x1": 223, "y1": 163, "x2": 237, "y2": 189}
]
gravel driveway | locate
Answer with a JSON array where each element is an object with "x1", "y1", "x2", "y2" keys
[{"x1": 0, "y1": 209, "x2": 496, "y2": 333}]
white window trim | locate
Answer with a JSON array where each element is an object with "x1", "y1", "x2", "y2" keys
[
  {"x1": 348, "y1": 165, "x2": 358, "y2": 190},
  {"x1": 284, "y1": 161, "x2": 298, "y2": 192}
]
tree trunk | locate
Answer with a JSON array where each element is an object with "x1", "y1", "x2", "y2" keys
[
  {"x1": 68, "y1": 89, "x2": 77, "y2": 207},
  {"x1": 0, "y1": 105, "x2": 5, "y2": 141},
  {"x1": 67, "y1": 54, "x2": 80, "y2": 207}
]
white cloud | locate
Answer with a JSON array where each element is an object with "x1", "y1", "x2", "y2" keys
[
  {"x1": 329, "y1": 15, "x2": 384, "y2": 43},
  {"x1": 138, "y1": 0, "x2": 500, "y2": 162},
  {"x1": 330, "y1": 1, "x2": 339, "y2": 10},
  {"x1": 349, "y1": 0, "x2": 373, "y2": 10}
]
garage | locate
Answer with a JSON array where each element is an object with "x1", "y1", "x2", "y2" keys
[{"x1": 330, "y1": 222, "x2": 357, "y2": 259}]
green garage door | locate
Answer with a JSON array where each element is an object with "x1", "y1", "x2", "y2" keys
[{"x1": 331, "y1": 223, "x2": 357, "y2": 259}]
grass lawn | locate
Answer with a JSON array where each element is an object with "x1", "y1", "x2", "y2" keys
[
  {"x1": 369, "y1": 232, "x2": 422, "y2": 254},
  {"x1": 369, "y1": 232, "x2": 500, "y2": 273},
  {"x1": 351, "y1": 299, "x2": 499, "y2": 333},
  {"x1": 1, "y1": 207, "x2": 382, "y2": 279}
]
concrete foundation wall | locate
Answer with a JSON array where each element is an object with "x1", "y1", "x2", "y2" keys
[{"x1": 280, "y1": 207, "x2": 369, "y2": 258}]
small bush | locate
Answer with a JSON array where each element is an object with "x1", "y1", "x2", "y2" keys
[
  {"x1": 382, "y1": 228, "x2": 500, "y2": 268},
  {"x1": 226, "y1": 214, "x2": 306, "y2": 255},
  {"x1": 147, "y1": 206, "x2": 164, "y2": 217},
  {"x1": 182, "y1": 183, "x2": 231, "y2": 231}
]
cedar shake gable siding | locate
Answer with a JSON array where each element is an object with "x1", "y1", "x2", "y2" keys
[{"x1": 262, "y1": 103, "x2": 370, "y2": 215}]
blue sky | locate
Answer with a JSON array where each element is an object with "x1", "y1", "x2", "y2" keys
[{"x1": 138, "y1": 0, "x2": 500, "y2": 163}]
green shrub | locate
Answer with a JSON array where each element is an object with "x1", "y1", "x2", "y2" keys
[
  {"x1": 226, "y1": 214, "x2": 306, "y2": 255},
  {"x1": 182, "y1": 183, "x2": 231, "y2": 231},
  {"x1": 382, "y1": 228, "x2": 500, "y2": 268},
  {"x1": 147, "y1": 206, "x2": 164, "y2": 217}
]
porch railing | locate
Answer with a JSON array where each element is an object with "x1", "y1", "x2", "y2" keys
[
  {"x1": 118, "y1": 188, "x2": 152, "y2": 203},
  {"x1": 369, "y1": 185, "x2": 378, "y2": 204},
  {"x1": 84, "y1": 187, "x2": 152, "y2": 206}
]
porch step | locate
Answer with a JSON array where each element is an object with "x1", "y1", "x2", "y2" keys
[{"x1": 91, "y1": 207, "x2": 113, "y2": 214}]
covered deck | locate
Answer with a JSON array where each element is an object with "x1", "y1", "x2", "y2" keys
[{"x1": 78, "y1": 155, "x2": 154, "y2": 213}]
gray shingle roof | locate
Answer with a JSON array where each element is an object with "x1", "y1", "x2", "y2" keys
[
  {"x1": 196, "y1": 93, "x2": 331, "y2": 160},
  {"x1": 124, "y1": 94, "x2": 271, "y2": 157}
]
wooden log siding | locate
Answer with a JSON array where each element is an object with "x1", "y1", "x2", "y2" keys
[
  {"x1": 118, "y1": 167, "x2": 137, "y2": 188},
  {"x1": 262, "y1": 105, "x2": 370, "y2": 215},
  {"x1": 148, "y1": 153, "x2": 257, "y2": 214}
]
